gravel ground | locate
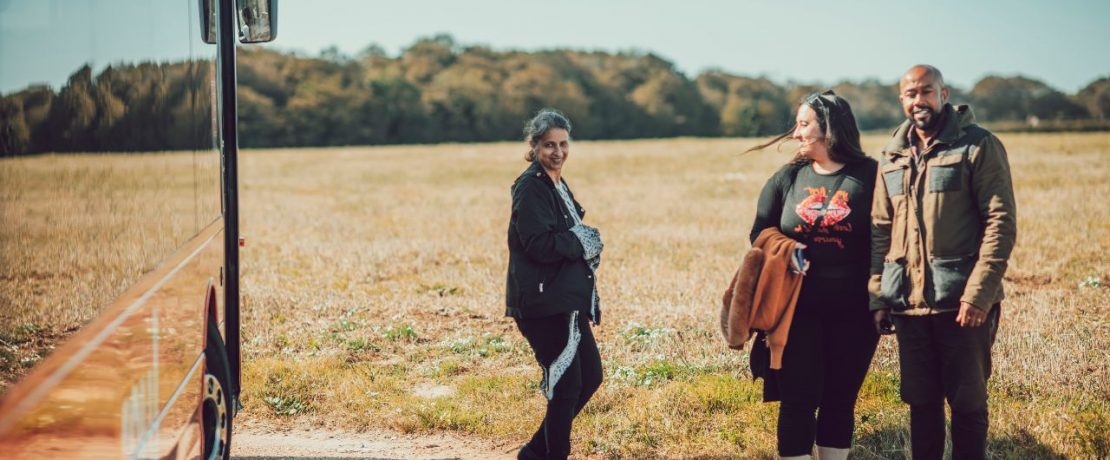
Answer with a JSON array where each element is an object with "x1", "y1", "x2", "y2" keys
[{"x1": 231, "y1": 425, "x2": 516, "y2": 460}]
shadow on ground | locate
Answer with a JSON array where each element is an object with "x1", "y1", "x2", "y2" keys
[{"x1": 853, "y1": 426, "x2": 1067, "y2": 459}]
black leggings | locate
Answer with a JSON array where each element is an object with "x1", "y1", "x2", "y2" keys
[
  {"x1": 515, "y1": 312, "x2": 603, "y2": 460},
  {"x1": 774, "y1": 281, "x2": 879, "y2": 456}
]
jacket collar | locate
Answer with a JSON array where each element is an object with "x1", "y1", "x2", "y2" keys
[
  {"x1": 522, "y1": 160, "x2": 562, "y2": 187},
  {"x1": 882, "y1": 103, "x2": 977, "y2": 158},
  {"x1": 519, "y1": 160, "x2": 583, "y2": 216}
]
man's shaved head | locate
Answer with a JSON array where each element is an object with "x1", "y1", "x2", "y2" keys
[{"x1": 901, "y1": 64, "x2": 945, "y2": 90}]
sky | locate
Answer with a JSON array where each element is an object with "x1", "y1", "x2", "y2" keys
[
  {"x1": 2, "y1": 0, "x2": 1108, "y2": 94},
  {"x1": 271, "y1": 0, "x2": 1109, "y2": 93},
  {"x1": 0, "y1": 0, "x2": 199, "y2": 94}
]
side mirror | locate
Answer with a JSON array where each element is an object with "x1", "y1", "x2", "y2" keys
[
  {"x1": 236, "y1": 0, "x2": 278, "y2": 43},
  {"x1": 200, "y1": 0, "x2": 278, "y2": 44},
  {"x1": 201, "y1": 0, "x2": 217, "y2": 44}
]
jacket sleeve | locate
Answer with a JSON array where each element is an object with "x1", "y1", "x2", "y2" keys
[
  {"x1": 962, "y1": 134, "x2": 1018, "y2": 311},
  {"x1": 750, "y1": 172, "x2": 784, "y2": 244},
  {"x1": 511, "y1": 178, "x2": 585, "y2": 264},
  {"x1": 869, "y1": 159, "x2": 894, "y2": 311}
]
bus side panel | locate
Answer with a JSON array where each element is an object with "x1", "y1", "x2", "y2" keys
[
  {"x1": 0, "y1": 223, "x2": 224, "y2": 459},
  {"x1": 147, "y1": 222, "x2": 226, "y2": 460}
]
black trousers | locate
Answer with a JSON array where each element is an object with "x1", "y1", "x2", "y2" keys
[
  {"x1": 892, "y1": 305, "x2": 1000, "y2": 460},
  {"x1": 515, "y1": 312, "x2": 603, "y2": 460},
  {"x1": 775, "y1": 281, "x2": 879, "y2": 456}
]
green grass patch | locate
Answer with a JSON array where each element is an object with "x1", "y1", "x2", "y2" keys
[{"x1": 382, "y1": 323, "x2": 418, "y2": 341}]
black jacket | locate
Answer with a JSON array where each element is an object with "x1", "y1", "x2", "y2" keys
[{"x1": 505, "y1": 161, "x2": 595, "y2": 319}]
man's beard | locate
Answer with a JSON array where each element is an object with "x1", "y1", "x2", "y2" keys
[{"x1": 910, "y1": 106, "x2": 941, "y2": 130}]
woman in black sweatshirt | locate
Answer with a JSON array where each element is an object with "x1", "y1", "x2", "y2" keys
[
  {"x1": 747, "y1": 91, "x2": 881, "y2": 460},
  {"x1": 505, "y1": 109, "x2": 603, "y2": 460}
]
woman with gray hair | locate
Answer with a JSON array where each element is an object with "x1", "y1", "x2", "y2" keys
[{"x1": 505, "y1": 109, "x2": 603, "y2": 460}]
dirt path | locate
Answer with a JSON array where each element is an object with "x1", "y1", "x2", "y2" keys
[{"x1": 231, "y1": 425, "x2": 517, "y2": 460}]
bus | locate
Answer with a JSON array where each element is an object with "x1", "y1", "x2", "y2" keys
[{"x1": 0, "y1": 0, "x2": 276, "y2": 458}]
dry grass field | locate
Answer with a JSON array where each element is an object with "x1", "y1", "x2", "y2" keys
[
  {"x1": 2, "y1": 133, "x2": 1108, "y2": 458},
  {"x1": 232, "y1": 133, "x2": 1109, "y2": 459}
]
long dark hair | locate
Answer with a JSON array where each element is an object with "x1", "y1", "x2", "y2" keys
[{"x1": 746, "y1": 90, "x2": 869, "y2": 164}]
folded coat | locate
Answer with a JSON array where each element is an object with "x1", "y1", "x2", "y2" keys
[{"x1": 720, "y1": 227, "x2": 804, "y2": 369}]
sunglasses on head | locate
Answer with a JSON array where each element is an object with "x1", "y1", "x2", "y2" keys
[{"x1": 805, "y1": 90, "x2": 838, "y2": 109}]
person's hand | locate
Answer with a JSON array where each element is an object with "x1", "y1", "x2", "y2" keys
[
  {"x1": 956, "y1": 301, "x2": 987, "y2": 327},
  {"x1": 873, "y1": 309, "x2": 895, "y2": 335},
  {"x1": 790, "y1": 243, "x2": 810, "y2": 274}
]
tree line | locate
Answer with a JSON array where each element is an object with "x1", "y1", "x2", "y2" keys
[{"x1": 2, "y1": 34, "x2": 1109, "y2": 155}]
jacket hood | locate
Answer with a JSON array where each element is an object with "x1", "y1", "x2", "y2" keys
[{"x1": 882, "y1": 104, "x2": 978, "y2": 158}]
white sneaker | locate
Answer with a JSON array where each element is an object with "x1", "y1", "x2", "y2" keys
[{"x1": 814, "y1": 446, "x2": 849, "y2": 460}]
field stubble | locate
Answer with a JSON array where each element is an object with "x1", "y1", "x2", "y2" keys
[
  {"x1": 235, "y1": 133, "x2": 1109, "y2": 459},
  {"x1": 2, "y1": 134, "x2": 1107, "y2": 458}
]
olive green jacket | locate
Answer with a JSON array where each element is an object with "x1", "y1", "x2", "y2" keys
[{"x1": 869, "y1": 104, "x2": 1017, "y2": 314}]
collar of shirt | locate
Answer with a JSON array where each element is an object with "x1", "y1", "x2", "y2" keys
[
  {"x1": 906, "y1": 110, "x2": 951, "y2": 160},
  {"x1": 907, "y1": 127, "x2": 924, "y2": 160}
]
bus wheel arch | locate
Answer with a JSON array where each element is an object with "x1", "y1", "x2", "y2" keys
[{"x1": 202, "y1": 286, "x2": 233, "y2": 460}]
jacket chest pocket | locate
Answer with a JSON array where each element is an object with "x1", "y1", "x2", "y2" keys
[
  {"x1": 882, "y1": 163, "x2": 907, "y2": 197},
  {"x1": 927, "y1": 153, "x2": 965, "y2": 193}
]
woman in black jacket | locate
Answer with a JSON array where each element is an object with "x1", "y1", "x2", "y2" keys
[{"x1": 506, "y1": 109, "x2": 603, "y2": 460}]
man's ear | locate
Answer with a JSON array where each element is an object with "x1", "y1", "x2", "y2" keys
[{"x1": 941, "y1": 87, "x2": 950, "y2": 104}]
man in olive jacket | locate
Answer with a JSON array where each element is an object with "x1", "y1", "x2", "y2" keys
[{"x1": 870, "y1": 65, "x2": 1017, "y2": 460}]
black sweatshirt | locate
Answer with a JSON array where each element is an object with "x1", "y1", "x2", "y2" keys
[{"x1": 750, "y1": 159, "x2": 878, "y2": 282}]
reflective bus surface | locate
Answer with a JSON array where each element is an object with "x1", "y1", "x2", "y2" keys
[{"x1": 0, "y1": 0, "x2": 270, "y2": 458}]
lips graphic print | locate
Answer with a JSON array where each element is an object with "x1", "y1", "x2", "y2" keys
[{"x1": 795, "y1": 186, "x2": 851, "y2": 227}]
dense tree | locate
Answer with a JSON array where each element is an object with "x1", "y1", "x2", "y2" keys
[
  {"x1": 1, "y1": 36, "x2": 1107, "y2": 156},
  {"x1": 0, "y1": 97, "x2": 29, "y2": 155},
  {"x1": 970, "y1": 76, "x2": 1087, "y2": 121},
  {"x1": 1077, "y1": 78, "x2": 1110, "y2": 120},
  {"x1": 698, "y1": 72, "x2": 789, "y2": 136},
  {"x1": 38, "y1": 65, "x2": 97, "y2": 152},
  {"x1": 402, "y1": 34, "x2": 458, "y2": 84},
  {"x1": 830, "y1": 80, "x2": 902, "y2": 131},
  {"x1": 13, "y1": 85, "x2": 54, "y2": 154},
  {"x1": 91, "y1": 66, "x2": 126, "y2": 149}
]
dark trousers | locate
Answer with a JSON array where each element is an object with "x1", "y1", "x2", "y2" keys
[
  {"x1": 775, "y1": 281, "x2": 880, "y2": 456},
  {"x1": 892, "y1": 305, "x2": 1000, "y2": 460},
  {"x1": 515, "y1": 312, "x2": 603, "y2": 460}
]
